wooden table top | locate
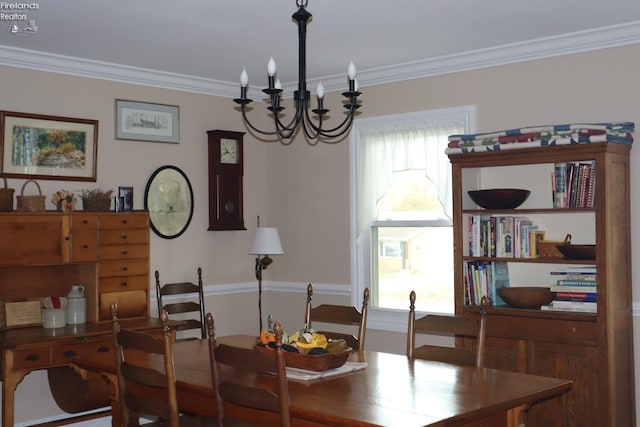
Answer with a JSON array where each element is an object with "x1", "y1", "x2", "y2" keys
[{"x1": 73, "y1": 335, "x2": 572, "y2": 427}]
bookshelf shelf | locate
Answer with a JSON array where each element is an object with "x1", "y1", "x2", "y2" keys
[{"x1": 449, "y1": 142, "x2": 634, "y2": 427}]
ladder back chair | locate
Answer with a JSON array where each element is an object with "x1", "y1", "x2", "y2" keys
[
  {"x1": 407, "y1": 290, "x2": 488, "y2": 367},
  {"x1": 304, "y1": 283, "x2": 370, "y2": 350},
  {"x1": 156, "y1": 268, "x2": 206, "y2": 340},
  {"x1": 111, "y1": 302, "x2": 180, "y2": 427},
  {"x1": 206, "y1": 312, "x2": 291, "y2": 427}
]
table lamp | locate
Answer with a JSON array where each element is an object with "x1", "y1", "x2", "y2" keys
[{"x1": 250, "y1": 219, "x2": 283, "y2": 332}]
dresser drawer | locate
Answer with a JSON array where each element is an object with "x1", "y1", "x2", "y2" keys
[
  {"x1": 487, "y1": 315, "x2": 597, "y2": 346},
  {"x1": 100, "y1": 275, "x2": 148, "y2": 293},
  {"x1": 99, "y1": 290, "x2": 147, "y2": 320},
  {"x1": 51, "y1": 343, "x2": 86, "y2": 365},
  {"x1": 71, "y1": 214, "x2": 98, "y2": 230},
  {"x1": 99, "y1": 244, "x2": 148, "y2": 261},
  {"x1": 12, "y1": 347, "x2": 50, "y2": 370},
  {"x1": 85, "y1": 340, "x2": 114, "y2": 356},
  {"x1": 99, "y1": 259, "x2": 148, "y2": 278},
  {"x1": 99, "y1": 214, "x2": 148, "y2": 230},
  {"x1": 99, "y1": 229, "x2": 149, "y2": 245},
  {"x1": 71, "y1": 230, "x2": 99, "y2": 262}
]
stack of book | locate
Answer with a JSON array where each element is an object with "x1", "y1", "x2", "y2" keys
[
  {"x1": 463, "y1": 260, "x2": 510, "y2": 306},
  {"x1": 542, "y1": 266, "x2": 597, "y2": 312},
  {"x1": 467, "y1": 215, "x2": 544, "y2": 258},
  {"x1": 552, "y1": 161, "x2": 596, "y2": 209}
]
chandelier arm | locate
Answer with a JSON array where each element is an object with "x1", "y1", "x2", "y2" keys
[
  {"x1": 240, "y1": 105, "x2": 296, "y2": 137},
  {"x1": 302, "y1": 104, "x2": 358, "y2": 139},
  {"x1": 271, "y1": 101, "x2": 305, "y2": 135}
]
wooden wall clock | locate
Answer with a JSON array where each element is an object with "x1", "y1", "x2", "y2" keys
[{"x1": 207, "y1": 129, "x2": 246, "y2": 230}]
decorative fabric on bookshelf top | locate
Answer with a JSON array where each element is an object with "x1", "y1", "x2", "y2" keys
[{"x1": 445, "y1": 122, "x2": 634, "y2": 154}]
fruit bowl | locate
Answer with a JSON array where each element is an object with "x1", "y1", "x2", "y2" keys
[
  {"x1": 498, "y1": 287, "x2": 555, "y2": 309},
  {"x1": 255, "y1": 343, "x2": 352, "y2": 371},
  {"x1": 467, "y1": 189, "x2": 531, "y2": 209}
]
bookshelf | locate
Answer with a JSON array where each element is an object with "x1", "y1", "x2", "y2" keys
[{"x1": 448, "y1": 142, "x2": 634, "y2": 427}]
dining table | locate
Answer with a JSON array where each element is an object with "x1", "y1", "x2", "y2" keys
[{"x1": 72, "y1": 335, "x2": 572, "y2": 427}]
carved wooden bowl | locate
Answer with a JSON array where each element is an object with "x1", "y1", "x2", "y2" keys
[
  {"x1": 255, "y1": 344, "x2": 352, "y2": 371},
  {"x1": 468, "y1": 189, "x2": 531, "y2": 209},
  {"x1": 498, "y1": 287, "x2": 555, "y2": 309}
]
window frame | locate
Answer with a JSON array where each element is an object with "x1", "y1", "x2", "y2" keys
[{"x1": 349, "y1": 106, "x2": 476, "y2": 333}]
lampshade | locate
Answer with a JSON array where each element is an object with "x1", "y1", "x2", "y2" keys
[{"x1": 250, "y1": 227, "x2": 283, "y2": 255}]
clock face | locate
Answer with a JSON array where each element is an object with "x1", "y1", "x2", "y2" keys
[{"x1": 220, "y1": 138, "x2": 238, "y2": 164}]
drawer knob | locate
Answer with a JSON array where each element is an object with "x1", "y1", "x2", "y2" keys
[
  {"x1": 121, "y1": 220, "x2": 128, "y2": 224},
  {"x1": 83, "y1": 220, "x2": 88, "y2": 224},
  {"x1": 97, "y1": 346, "x2": 111, "y2": 353},
  {"x1": 25, "y1": 354, "x2": 40, "y2": 361},
  {"x1": 83, "y1": 244, "x2": 89, "y2": 249},
  {"x1": 121, "y1": 266, "x2": 128, "y2": 272},
  {"x1": 121, "y1": 235, "x2": 128, "y2": 240},
  {"x1": 65, "y1": 236, "x2": 70, "y2": 241},
  {"x1": 570, "y1": 327, "x2": 576, "y2": 333},
  {"x1": 121, "y1": 281, "x2": 128, "y2": 287},
  {"x1": 121, "y1": 250, "x2": 128, "y2": 255},
  {"x1": 63, "y1": 350, "x2": 77, "y2": 358}
]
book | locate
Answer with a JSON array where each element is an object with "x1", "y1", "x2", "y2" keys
[
  {"x1": 550, "y1": 266, "x2": 597, "y2": 275},
  {"x1": 502, "y1": 216, "x2": 514, "y2": 258},
  {"x1": 491, "y1": 261, "x2": 510, "y2": 306},
  {"x1": 541, "y1": 304, "x2": 597, "y2": 313},
  {"x1": 550, "y1": 300, "x2": 597, "y2": 309},
  {"x1": 550, "y1": 285, "x2": 597, "y2": 293},
  {"x1": 554, "y1": 162, "x2": 568, "y2": 208},
  {"x1": 556, "y1": 274, "x2": 596, "y2": 286},
  {"x1": 554, "y1": 291, "x2": 597, "y2": 302}
]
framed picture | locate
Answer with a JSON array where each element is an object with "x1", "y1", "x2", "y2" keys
[
  {"x1": 118, "y1": 186, "x2": 133, "y2": 212},
  {"x1": 144, "y1": 165, "x2": 193, "y2": 239},
  {"x1": 0, "y1": 111, "x2": 98, "y2": 181},
  {"x1": 115, "y1": 99, "x2": 179, "y2": 143}
]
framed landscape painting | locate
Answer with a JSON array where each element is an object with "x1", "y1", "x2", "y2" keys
[
  {"x1": 0, "y1": 111, "x2": 98, "y2": 181},
  {"x1": 115, "y1": 99, "x2": 179, "y2": 143}
]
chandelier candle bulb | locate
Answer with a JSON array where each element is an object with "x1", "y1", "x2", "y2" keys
[
  {"x1": 240, "y1": 68, "x2": 249, "y2": 100},
  {"x1": 348, "y1": 61, "x2": 356, "y2": 79},
  {"x1": 240, "y1": 68, "x2": 248, "y2": 87}
]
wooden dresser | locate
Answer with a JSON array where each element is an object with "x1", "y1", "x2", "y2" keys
[{"x1": 0, "y1": 211, "x2": 157, "y2": 427}]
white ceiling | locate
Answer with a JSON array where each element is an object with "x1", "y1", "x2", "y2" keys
[{"x1": 0, "y1": 0, "x2": 639, "y2": 97}]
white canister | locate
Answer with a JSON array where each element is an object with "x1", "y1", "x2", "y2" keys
[
  {"x1": 66, "y1": 285, "x2": 87, "y2": 324},
  {"x1": 42, "y1": 309, "x2": 66, "y2": 328}
]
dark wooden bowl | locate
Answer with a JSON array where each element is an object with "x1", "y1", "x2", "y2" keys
[
  {"x1": 468, "y1": 189, "x2": 531, "y2": 209},
  {"x1": 255, "y1": 344, "x2": 352, "y2": 372},
  {"x1": 498, "y1": 287, "x2": 555, "y2": 309},
  {"x1": 556, "y1": 244, "x2": 596, "y2": 260}
]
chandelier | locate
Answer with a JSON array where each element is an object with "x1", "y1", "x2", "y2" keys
[{"x1": 233, "y1": 0, "x2": 362, "y2": 144}]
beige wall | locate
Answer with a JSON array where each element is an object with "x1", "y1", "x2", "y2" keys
[{"x1": 0, "y1": 43, "x2": 639, "y2": 424}]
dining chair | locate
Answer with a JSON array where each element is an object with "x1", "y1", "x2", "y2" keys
[
  {"x1": 110, "y1": 302, "x2": 180, "y2": 427},
  {"x1": 156, "y1": 267, "x2": 206, "y2": 340},
  {"x1": 304, "y1": 283, "x2": 370, "y2": 350},
  {"x1": 406, "y1": 290, "x2": 488, "y2": 367},
  {"x1": 206, "y1": 312, "x2": 291, "y2": 427}
]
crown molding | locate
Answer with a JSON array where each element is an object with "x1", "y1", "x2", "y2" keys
[{"x1": 0, "y1": 21, "x2": 638, "y2": 98}]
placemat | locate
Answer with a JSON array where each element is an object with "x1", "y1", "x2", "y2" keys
[{"x1": 286, "y1": 361, "x2": 367, "y2": 381}]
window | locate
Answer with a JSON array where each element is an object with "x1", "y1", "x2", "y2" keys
[{"x1": 350, "y1": 107, "x2": 475, "y2": 331}]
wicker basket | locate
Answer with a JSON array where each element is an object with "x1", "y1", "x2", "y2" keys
[
  {"x1": 0, "y1": 177, "x2": 14, "y2": 212},
  {"x1": 537, "y1": 233, "x2": 571, "y2": 259},
  {"x1": 81, "y1": 197, "x2": 111, "y2": 212},
  {"x1": 16, "y1": 180, "x2": 46, "y2": 212}
]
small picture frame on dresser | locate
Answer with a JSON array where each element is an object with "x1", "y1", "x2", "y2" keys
[{"x1": 119, "y1": 186, "x2": 133, "y2": 211}]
